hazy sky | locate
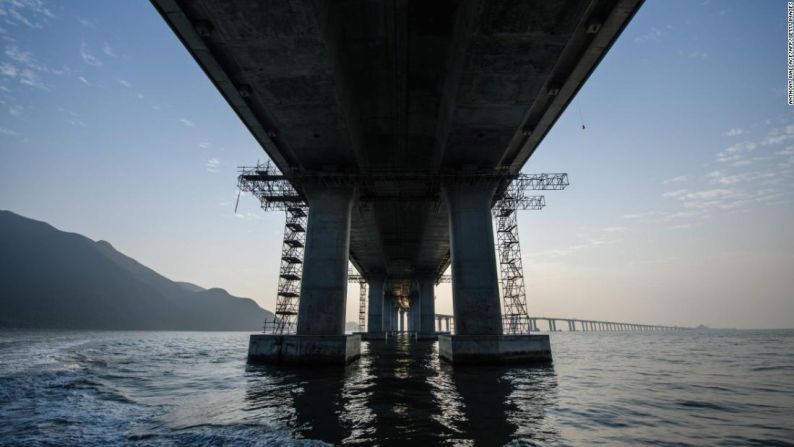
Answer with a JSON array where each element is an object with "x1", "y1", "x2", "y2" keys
[{"x1": 1, "y1": 1, "x2": 792, "y2": 329}]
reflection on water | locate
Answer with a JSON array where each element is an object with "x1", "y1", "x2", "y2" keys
[
  {"x1": 2, "y1": 330, "x2": 793, "y2": 446},
  {"x1": 244, "y1": 335, "x2": 558, "y2": 445}
]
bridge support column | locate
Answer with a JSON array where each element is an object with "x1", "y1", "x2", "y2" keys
[
  {"x1": 418, "y1": 276, "x2": 436, "y2": 339},
  {"x1": 248, "y1": 187, "x2": 360, "y2": 365},
  {"x1": 438, "y1": 182, "x2": 550, "y2": 364},
  {"x1": 386, "y1": 299, "x2": 396, "y2": 332},
  {"x1": 407, "y1": 304, "x2": 415, "y2": 332},
  {"x1": 363, "y1": 275, "x2": 386, "y2": 340}
]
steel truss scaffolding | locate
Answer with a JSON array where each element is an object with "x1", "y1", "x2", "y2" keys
[
  {"x1": 493, "y1": 176, "x2": 567, "y2": 335},
  {"x1": 238, "y1": 160, "x2": 569, "y2": 335},
  {"x1": 238, "y1": 162, "x2": 307, "y2": 334}
]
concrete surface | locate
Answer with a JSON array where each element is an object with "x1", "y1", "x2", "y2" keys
[
  {"x1": 248, "y1": 334, "x2": 361, "y2": 365},
  {"x1": 444, "y1": 182, "x2": 503, "y2": 335},
  {"x1": 367, "y1": 276, "x2": 385, "y2": 333},
  {"x1": 359, "y1": 332, "x2": 387, "y2": 341},
  {"x1": 438, "y1": 334, "x2": 552, "y2": 364},
  {"x1": 418, "y1": 275, "x2": 436, "y2": 335},
  {"x1": 153, "y1": 0, "x2": 644, "y2": 283},
  {"x1": 296, "y1": 187, "x2": 355, "y2": 335}
]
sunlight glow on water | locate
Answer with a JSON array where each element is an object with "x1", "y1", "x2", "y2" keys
[{"x1": 0, "y1": 330, "x2": 792, "y2": 446}]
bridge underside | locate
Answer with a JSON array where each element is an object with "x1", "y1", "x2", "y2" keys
[
  {"x1": 154, "y1": 0, "x2": 642, "y2": 363},
  {"x1": 154, "y1": 0, "x2": 641, "y2": 280}
]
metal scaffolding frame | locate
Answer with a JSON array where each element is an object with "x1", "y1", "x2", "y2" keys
[
  {"x1": 238, "y1": 162, "x2": 307, "y2": 334},
  {"x1": 492, "y1": 174, "x2": 568, "y2": 335},
  {"x1": 237, "y1": 160, "x2": 569, "y2": 335}
]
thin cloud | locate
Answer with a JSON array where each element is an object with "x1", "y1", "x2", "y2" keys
[
  {"x1": 2, "y1": 45, "x2": 48, "y2": 88},
  {"x1": 78, "y1": 75, "x2": 90, "y2": 85},
  {"x1": 180, "y1": 118, "x2": 195, "y2": 127},
  {"x1": 206, "y1": 158, "x2": 220, "y2": 173},
  {"x1": 0, "y1": 61, "x2": 45, "y2": 89},
  {"x1": 679, "y1": 189, "x2": 747, "y2": 211},
  {"x1": 80, "y1": 42, "x2": 102, "y2": 67},
  {"x1": 102, "y1": 42, "x2": 116, "y2": 57},
  {"x1": 0, "y1": 126, "x2": 18, "y2": 136},
  {"x1": 622, "y1": 211, "x2": 660, "y2": 220},
  {"x1": 723, "y1": 128, "x2": 744, "y2": 137},
  {"x1": 662, "y1": 189, "x2": 688, "y2": 198},
  {"x1": 76, "y1": 17, "x2": 93, "y2": 28},
  {"x1": 662, "y1": 175, "x2": 687, "y2": 184},
  {"x1": 0, "y1": 0, "x2": 55, "y2": 29},
  {"x1": 634, "y1": 27, "x2": 662, "y2": 43},
  {"x1": 682, "y1": 189, "x2": 733, "y2": 200},
  {"x1": 116, "y1": 78, "x2": 131, "y2": 88},
  {"x1": 525, "y1": 238, "x2": 615, "y2": 258},
  {"x1": 5, "y1": 46, "x2": 44, "y2": 71},
  {"x1": 685, "y1": 50, "x2": 708, "y2": 59}
]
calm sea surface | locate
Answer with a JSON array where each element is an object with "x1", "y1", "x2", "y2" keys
[{"x1": 0, "y1": 330, "x2": 792, "y2": 446}]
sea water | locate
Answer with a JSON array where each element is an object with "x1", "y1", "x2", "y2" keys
[{"x1": 0, "y1": 330, "x2": 792, "y2": 446}]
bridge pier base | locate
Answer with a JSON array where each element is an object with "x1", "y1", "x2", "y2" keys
[
  {"x1": 438, "y1": 334, "x2": 552, "y2": 364},
  {"x1": 440, "y1": 182, "x2": 552, "y2": 364},
  {"x1": 248, "y1": 334, "x2": 361, "y2": 365},
  {"x1": 248, "y1": 187, "x2": 360, "y2": 365}
]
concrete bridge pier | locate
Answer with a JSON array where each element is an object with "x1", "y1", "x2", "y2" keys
[
  {"x1": 418, "y1": 276, "x2": 437, "y2": 340},
  {"x1": 362, "y1": 275, "x2": 386, "y2": 340},
  {"x1": 438, "y1": 182, "x2": 551, "y2": 364},
  {"x1": 382, "y1": 297, "x2": 394, "y2": 332},
  {"x1": 248, "y1": 187, "x2": 361, "y2": 364},
  {"x1": 408, "y1": 292, "x2": 418, "y2": 334},
  {"x1": 389, "y1": 299, "x2": 398, "y2": 333},
  {"x1": 407, "y1": 288, "x2": 417, "y2": 333}
]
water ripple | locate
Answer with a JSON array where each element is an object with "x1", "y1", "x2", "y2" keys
[{"x1": 1, "y1": 330, "x2": 793, "y2": 445}]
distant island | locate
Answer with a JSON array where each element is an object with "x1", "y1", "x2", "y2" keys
[{"x1": 0, "y1": 210, "x2": 274, "y2": 331}]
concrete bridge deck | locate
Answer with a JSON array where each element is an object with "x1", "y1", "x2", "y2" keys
[{"x1": 154, "y1": 0, "x2": 644, "y2": 364}]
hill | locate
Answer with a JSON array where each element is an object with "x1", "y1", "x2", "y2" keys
[{"x1": 0, "y1": 210, "x2": 273, "y2": 330}]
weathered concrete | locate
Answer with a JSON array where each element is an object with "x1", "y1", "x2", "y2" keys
[
  {"x1": 418, "y1": 276, "x2": 436, "y2": 336},
  {"x1": 359, "y1": 332, "x2": 387, "y2": 341},
  {"x1": 248, "y1": 334, "x2": 361, "y2": 365},
  {"x1": 408, "y1": 286, "x2": 420, "y2": 333},
  {"x1": 443, "y1": 181, "x2": 503, "y2": 336},
  {"x1": 296, "y1": 187, "x2": 355, "y2": 336},
  {"x1": 438, "y1": 335, "x2": 552, "y2": 365},
  {"x1": 367, "y1": 275, "x2": 385, "y2": 333},
  {"x1": 383, "y1": 297, "x2": 396, "y2": 332},
  {"x1": 154, "y1": 0, "x2": 644, "y2": 286}
]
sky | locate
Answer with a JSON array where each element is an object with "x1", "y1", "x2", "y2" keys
[{"x1": 1, "y1": 0, "x2": 792, "y2": 329}]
